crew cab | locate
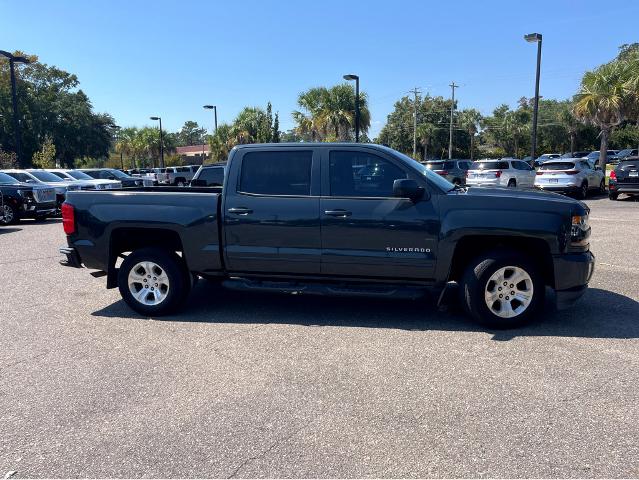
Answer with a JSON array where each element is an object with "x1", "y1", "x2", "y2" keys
[{"x1": 59, "y1": 143, "x2": 594, "y2": 328}]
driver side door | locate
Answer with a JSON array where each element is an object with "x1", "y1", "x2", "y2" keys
[{"x1": 320, "y1": 148, "x2": 439, "y2": 280}]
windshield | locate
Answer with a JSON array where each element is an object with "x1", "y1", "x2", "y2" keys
[
  {"x1": 616, "y1": 149, "x2": 633, "y2": 156},
  {"x1": 109, "y1": 169, "x2": 131, "y2": 179},
  {"x1": 0, "y1": 172, "x2": 20, "y2": 184},
  {"x1": 67, "y1": 170, "x2": 94, "y2": 180},
  {"x1": 392, "y1": 150, "x2": 454, "y2": 191},
  {"x1": 587, "y1": 151, "x2": 599, "y2": 159},
  {"x1": 470, "y1": 161, "x2": 509, "y2": 170},
  {"x1": 29, "y1": 171, "x2": 65, "y2": 182},
  {"x1": 539, "y1": 162, "x2": 576, "y2": 171}
]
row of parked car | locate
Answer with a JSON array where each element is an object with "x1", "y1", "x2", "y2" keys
[
  {"x1": 534, "y1": 149, "x2": 637, "y2": 167},
  {"x1": 125, "y1": 166, "x2": 202, "y2": 186},
  {"x1": 0, "y1": 167, "x2": 159, "y2": 225}
]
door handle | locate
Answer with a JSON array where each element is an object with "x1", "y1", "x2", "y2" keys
[
  {"x1": 228, "y1": 207, "x2": 253, "y2": 215},
  {"x1": 324, "y1": 209, "x2": 352, "y2": 217}
]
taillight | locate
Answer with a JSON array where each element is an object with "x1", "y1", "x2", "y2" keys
[
  {"x1": 438, "y1": 171, "x2": 449, "y2": 176},
  {"x1": 495, "y1": 170, "x2": 502, "y2": 178},
  {"x1": 61, "y1": 203, "x2": 75, "y2": 235},
  {"x1": 565, "y1": 170, "x2": 579, "y2": 175},
  {"x1": 609, "y1": 170, "x2": 617, "y2": 181},
  {"x1": 536, "y1": 171, "x2": 544, "y2": 175}
]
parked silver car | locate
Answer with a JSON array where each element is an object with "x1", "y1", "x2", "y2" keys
[
  {"x1": 423, "y1": 160, "x2": 472, "y2": 185},
  {"x1": 534, "y1": 159, "x2": 605, "y2": 198},
  {"x1": 46, "y1": 169, "x2": 122, "y2": 190},
  {"x1": 465, "y1": 159, "x2": 536, "y2": 188}
]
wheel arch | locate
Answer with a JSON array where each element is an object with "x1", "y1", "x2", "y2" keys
[{"x1": 447, "y1": 235, "x2": 555, "y2": 288}]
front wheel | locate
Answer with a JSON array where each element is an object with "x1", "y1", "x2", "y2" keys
[
  {"x1": 118, "y1": 248, "x2": 190, "y2": 316},
  {"x1": 460, "y1": 251, "x2": 544, "y2": 329},
  {"x1": 507, "y1": 179, "x2": 516, "y2": 188},
  {"x1": 1, "y1": 204, "x2": 19, "y2": 225}
]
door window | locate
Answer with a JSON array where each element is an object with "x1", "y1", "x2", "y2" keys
[
  {"x1": 239, "y1": 150, "x2": 312, "y2": 196},
  {"x1": 329, "y1": 151, "x2": 407, "y2": 197}
]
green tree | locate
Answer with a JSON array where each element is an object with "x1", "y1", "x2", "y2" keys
[
  {"x1": 31, "y1": 135, "x2": 56, "y2": 168},
  {"x1": 415, "y1": 123, "x2": 436, "y2": 160},
  {"x1": 458, "y1": 109, "x2": 482, "y2": 160},
  {"x1": 0, "y1": 51, "x2": 114, "y2": 167},
  {"x1": 176, "y1": 121, "x2": 206, "y2": 146},
  {"x1": 293, "y1": 84, "x2": 371, "y2": 141},
  {"x1": 573, "y1": 60, "x2": 629, "y2": 167}
]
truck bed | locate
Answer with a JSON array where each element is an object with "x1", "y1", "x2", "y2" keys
[{"x1": 65, "y1": 187, "x2": 223, "y2": 274}]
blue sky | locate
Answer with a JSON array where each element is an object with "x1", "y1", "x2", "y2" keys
[{"x1": 2, "y1": 0, "x2": 638, "y2": 139}]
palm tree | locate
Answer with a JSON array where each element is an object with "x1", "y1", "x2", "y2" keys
[
  {"x1": 458, "y1": 109, "x2": 482, "y2": 160},
  {"x1": 558, "y1": 108, "x2": 580, "y2": 156},
  {"x1": 416, "y1": 123, "x2": 436, "y2": 160},
  {"x1": 573, "y1": 60, "x2": 629, "y2": 167},
  {"x1": 293, "y1": 84, "x2": 370, "y2": 142},
  {"x1": 621, "y1": 51, "x2": 639, "y2": 153}
]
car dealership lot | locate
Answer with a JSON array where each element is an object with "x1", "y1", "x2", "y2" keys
[{"x1": 1, "y1": 196, "x2": 638, "y2": 478}]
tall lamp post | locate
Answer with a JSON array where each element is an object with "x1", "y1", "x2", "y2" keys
[
  {"x1": 111, "y1": 125, "x2": 123, "y2": 170},
  {"x1": 0, "y1": 50, "x2": 31, "y2": 168},
  {"x1": 149, "y1": 116, "x2": 164, "y2": 168},
  {"x1": 203, "y1": 105, "x2": 218, "y2": 133},
  {"x1": 343, "y1": 74, "x2": 360, "y2": 142},
  {"x1": 525, "y1": 33, "x2": 543, "y2": 162}
]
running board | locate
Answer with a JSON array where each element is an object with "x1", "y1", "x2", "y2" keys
[{"x1": 221, "y1": 278, "x2": 427, "y2": 300}]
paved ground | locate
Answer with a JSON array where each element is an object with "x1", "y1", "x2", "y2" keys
[{"x1": 1, "y1": 194, "x2": 638, "y2": 478}]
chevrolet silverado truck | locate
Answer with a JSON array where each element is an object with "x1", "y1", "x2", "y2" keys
[{"x1": 59, "y1": 143, "x2": 594, "y2": 328}]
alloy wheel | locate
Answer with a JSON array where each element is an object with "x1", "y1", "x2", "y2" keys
[
  {"x1": 127, "y1": 261, "x2": 170, "y2": 306},
  {"x1": 484, "y1": 266, "x2": 534, "y2": 319}
]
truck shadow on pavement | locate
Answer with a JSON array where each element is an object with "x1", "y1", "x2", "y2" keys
[
  {"x1": 92, "y1": 281, "x2": 639, "y2": 341},
  {"x1": 0, "y1": 227, "x2": 22, "y2": 234}
]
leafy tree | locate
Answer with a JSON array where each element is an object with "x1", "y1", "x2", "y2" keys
[
  {"x1": 415, "y1": 123, "x2": 436, "y2": 159},
  {"x1": 0, "y1": 51, "x2": 114, "y2": 167},
  {"x1": 31, "y1": 135, "x2": 56, "y2": 168},
  {"x1": 573, "y1": 60, "x2": 629, "y2": 166},
  {"x1": 176, "y1": 121, "x2": 206, "y2": 146},
  {"x1": 458, "y1": 109, "x2": 482, "y2": 160},
  {"x1": 293, "y1": 84, "x2": 370, "y2": 141}
]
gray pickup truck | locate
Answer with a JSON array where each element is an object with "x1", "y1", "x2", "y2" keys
[{"x1": 60, "y1": 143, "x2": 594, "y2": 328}]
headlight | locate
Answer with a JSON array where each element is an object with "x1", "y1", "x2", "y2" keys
[{"x1": 571, "y1": 213, "x2": 590, "y2": 245}]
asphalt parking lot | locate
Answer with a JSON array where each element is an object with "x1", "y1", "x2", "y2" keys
[{"x1": 1, "y1": 194, "x2": 638, "y2": 478}]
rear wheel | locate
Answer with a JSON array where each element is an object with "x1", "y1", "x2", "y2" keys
[
  {"x1": 609, "y1": 192, "x2": 619, "y2": 201},
  {"x1": 598, "y1": 179, "x2": 606, "y2": 194},
  {"x1": 577, "y1": 181, "x2": 588, "y2": 199},
  {"x1": 460, "y1": 250, "x2": 544, "y2": 329},
  {"x1": 118, "y1": 248, "x2": 190, "y2": 316},
  {"x1": 453, "y1": 178, "x2": 462, "y2": 186},
  {"x1": 507, "y1": 179, "x2": 516, "y2": 187}
]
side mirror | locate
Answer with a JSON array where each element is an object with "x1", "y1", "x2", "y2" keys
[
  {"x1": 190, "y1": 179, "x2": 207, "y2": 187},
  {"x1": 393, "y1": 179, "x2": 424, "y2": 201}
]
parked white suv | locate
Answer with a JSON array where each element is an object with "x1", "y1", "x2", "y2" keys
[
  {"x1": 534, "y1": 159, "x2": 605, "y2": 198},
  {"x1": 47, "y1": 169, "x2": 122, "y2": 190},
  {"x1": 465, "y1": 159, "x2": 536, "y2": 188}
]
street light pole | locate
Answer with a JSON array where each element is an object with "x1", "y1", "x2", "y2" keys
[
  {"x1": 111, "y1": 125, "x2": 122, "y2": 170},
  {"x1": 448, "y1": 82, "x2": 459, "y2": 160},
  {"x1": 203, "y1": 105, "x2": 218, "y2": 133},
  {"x1": 0, "y1": 51, "x2": 31, "y2": 168},
  {"x1": 150, "y1": 116, "x2": 164, "y2": 168},
  {"x1": 525, "y1": 33, "x2": 543, "y2": 162},
  {"x1": 343, "y1": 74, "x2": 360, "y2": 142}
]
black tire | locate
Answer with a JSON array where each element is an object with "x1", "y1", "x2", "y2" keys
[
  {"x1": 598, "y1": 179, "x2": 606, "y2": 194},
  {"x1": 1, "y1": 204, "x2": 19, "y2": 225},
  {"x1": 453, "y1": 178, "x2": 461, "y2": 186},
  {"x1": 460, "y1": 250, "x2": 545, "y2": 329},
  {"x1": 609, "y1": 192, "x2": 619, "y2": 201},
  {"x1": 118, "y1": 247, "x2": 190, "y2": 316},
  {"x1": 577, "y1": 181, "x2": 588, "y2": 199},
  {"x1": 507, "y1": 179, "x2": 516, "y2": 187}
]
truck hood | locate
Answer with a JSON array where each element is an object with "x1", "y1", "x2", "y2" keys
[{"x1": 450, "y1": 186, "x2": 588, "y2": 213}]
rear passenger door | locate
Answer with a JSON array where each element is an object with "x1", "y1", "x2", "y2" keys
[
  {"x1": 223, "y1": 148, "x2": 321, "y2": 274},
  {"x1": 514, "y1": 161, "x2": 536, "y2": 186}
]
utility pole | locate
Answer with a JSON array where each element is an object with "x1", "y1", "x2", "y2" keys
[
  {"x1": 409, "y1": 87, "x2": 421, "y2": 158},
  {"x1": 448, "y1": 82, "x2": 459, "y2": 160},
  {"x1": 0, "y1": 51, "x2": 30, "y2": 168}
]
